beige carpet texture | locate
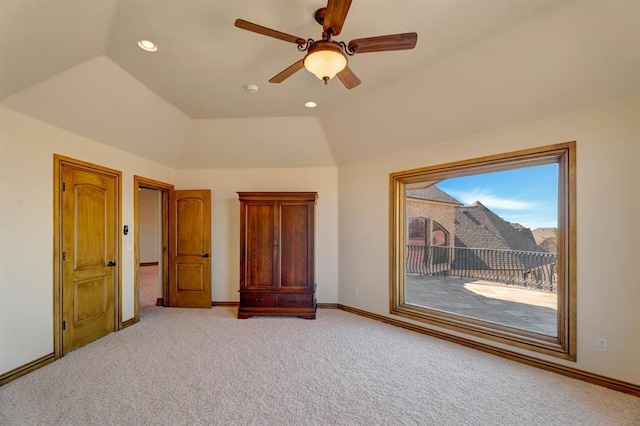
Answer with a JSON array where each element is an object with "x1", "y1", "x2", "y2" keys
[{"x1": 1, "y1": 302, "x2": 639, "y2": 425}]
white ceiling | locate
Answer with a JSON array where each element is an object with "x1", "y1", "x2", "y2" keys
[{"x1": 1, "y1": 0, "x2": 638, "y2": 167}]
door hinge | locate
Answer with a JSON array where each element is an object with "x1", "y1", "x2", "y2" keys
[
  {"x1": 62, "y1": 251, "x2": 66, "y2": 261},
  {"x1": 62, "y1": 182, "x2": 66, "y2": 191},
  {"x1": 62, "y1": 320, "x2": 66, "y2": 330}
]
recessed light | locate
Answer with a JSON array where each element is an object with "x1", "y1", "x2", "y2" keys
[
  {"x1": 137, "y1": 40, "x2": 158, "y2": 52},
  {"x1": 245, "y1": 84, "x2": 259, "y2": 93},
  {"x1": 305, "y1": 101, "x2": 317, "y2": 108}
]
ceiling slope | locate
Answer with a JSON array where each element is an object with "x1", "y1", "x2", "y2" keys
[
  {"x1": 0, "y1": 0, "x2": 119, "y2": 99},
  {"x1": 1, "y1": 56, "x2": 192, "y2": 166},
  {"x1": 2, "y1": 0, "x2": 571, "y2": 119},
  {"x1": 319, "y1": 0, "x2": 640, "y2": 165},
  {"x1": 3, "y1": 1, "x2": 637, "y2": 168},
  {"x1": 1, "y1": 56, "x2": 336, "y2": 168}
]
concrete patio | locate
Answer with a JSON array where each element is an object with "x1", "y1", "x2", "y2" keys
[{"x1": 405, "y1": 274, "x2": 558, "y2": 336}]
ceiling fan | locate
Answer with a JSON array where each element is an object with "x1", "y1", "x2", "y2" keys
[{"x1": 235, "y1": 0, "x2": 418, "y2": 89}]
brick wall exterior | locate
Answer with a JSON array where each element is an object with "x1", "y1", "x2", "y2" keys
[{"x1": 406, "y1": 198, "x2": 456, "y2": 245}]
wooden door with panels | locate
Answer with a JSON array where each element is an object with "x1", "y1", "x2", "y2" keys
[
  {"x1": 168, "y1": 190, "x2": 212, "y2": 308},
  {"x1": 56, "y1": 156, "x2": 121, "y2": 355}
]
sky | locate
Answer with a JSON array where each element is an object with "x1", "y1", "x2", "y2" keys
[{"x1": 437, "y1": 163, "x2": 558, "y2": 230}]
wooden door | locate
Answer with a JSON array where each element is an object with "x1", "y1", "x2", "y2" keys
[
  {"x1": 240, "y1": 201, "x2": 278, "y2": 291},
  {"x1": 61, "y1": 165, "x2": 117, "y2": 353},
  {"x1": 169, "y1": 190, "x2": 212, "y2": 308}
]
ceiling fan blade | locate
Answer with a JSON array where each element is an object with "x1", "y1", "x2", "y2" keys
[
  {"x1": 348, "y1": 32, "x2": 418, "y2": 54},
  {"x1": 235, "y1": 19, "x2": 305, "y2": 45},
  {"x1": 337, "y1": 66, "x2": 361, "y2": 89},
  {"x1": 323, "y1": 0, "x2": 352, "y2": 37},
  {"x1": 269, "y1": 60, "x2": 305, "y2": 83}
]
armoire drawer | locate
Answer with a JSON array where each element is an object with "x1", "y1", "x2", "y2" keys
[
  {"x1": 277, "y1": 293, "x2": 314, "y2": 308},
  {"x1": 240, "y1": 293, "x2": 276, "y2": 307}
]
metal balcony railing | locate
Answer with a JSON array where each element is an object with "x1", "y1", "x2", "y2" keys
[{"x1": 406, "y1": 245, "x2": 557, "y2": 292}]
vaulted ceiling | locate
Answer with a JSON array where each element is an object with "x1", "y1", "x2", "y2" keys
[{"x1": 1, "y1": 0, "x2": 638, "y2": 167}]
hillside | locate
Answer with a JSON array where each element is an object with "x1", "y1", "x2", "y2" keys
[{"x1": 533, "y1": 227, "x2": 557, "y2": 254}]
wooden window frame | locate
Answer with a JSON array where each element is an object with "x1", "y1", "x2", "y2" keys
[{"x1": 390, "y1": 142, "x2": 576, "y2": 360}]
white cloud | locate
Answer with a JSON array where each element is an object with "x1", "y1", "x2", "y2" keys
[
  {"x1": 501, "y1": 213, "x2": 557, "y2": 229},
  {"x1": 446, "y1": 189, "x2": 535, "y2": 210}
]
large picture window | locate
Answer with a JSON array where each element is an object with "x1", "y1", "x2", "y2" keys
[{"x1": 390, "y1": 143, "x2": 576, "y2": 359}]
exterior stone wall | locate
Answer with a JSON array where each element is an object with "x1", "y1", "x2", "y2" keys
[{"x1": 406, "y1": 198, "x2": 456, "y2": 245}]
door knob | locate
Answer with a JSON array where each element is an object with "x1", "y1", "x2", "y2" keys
[
  {"x1": 107, "y1": 261, "x2": 116, "y2": 267},
  {"x1": 202, "y1": 253, "x2": 210, "y2": 258}
]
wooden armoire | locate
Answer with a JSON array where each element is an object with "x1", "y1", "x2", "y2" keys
[{"x1": 237, "y1": 192, "x2": 317, "y2": 319}]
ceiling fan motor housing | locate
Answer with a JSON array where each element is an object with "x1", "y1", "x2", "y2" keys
[{"x1": 314, "y1": 8, "x2": 327, "y2": 26}]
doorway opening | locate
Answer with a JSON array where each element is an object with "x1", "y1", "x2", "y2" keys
[
  {"x1": 133, "y1": 176, "x2": 173, "y2": 322},
  {"x1": 138, "y1": 187, "x2": 162, "y2": 308}
]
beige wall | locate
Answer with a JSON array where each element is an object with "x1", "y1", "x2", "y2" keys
[
  {"x1": 2, "y1": 97, "x2": 638, "y2": 386},
  {"x1": 0, "y1": 106, "x2": 175, "y2": 373},
  {"x1": 0, "y1": 106, "x2": 339, "y2": 375},
  {"x1": 337, "y1": 97, "x2": 640, "y2": 385},
  {"x1": 174, "y1": 168, "x2": 339, "y2": 304},
  {"x1": 138, "y1": 188, "x2": 160, "y2": 264}
]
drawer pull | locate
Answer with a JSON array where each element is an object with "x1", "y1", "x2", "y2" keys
[
  {"x1": 255, "y1": 298, "x2": 264, "y2": 303},
  {"x1": 289, "y1": 298, "x2": 298, "y2": 303}
]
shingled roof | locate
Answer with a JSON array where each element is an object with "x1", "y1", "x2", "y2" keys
[
  {"x1": 454, "y1": 201, "x2": 544, "y2": 252},
  {"x1": 406, "y1": 186, "x2": 462, "y2": 205}
]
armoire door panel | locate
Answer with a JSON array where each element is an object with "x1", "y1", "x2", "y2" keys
[
  {"x1": 280, "y1": 204, "x2": 310, "y2": 288},
  {"x1": 244, "y1": 203, "x2": 276, "y2": 289}
]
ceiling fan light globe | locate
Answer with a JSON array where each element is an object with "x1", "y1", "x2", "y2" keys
[{"x1": 304, "y1": 47, "x2": 347, "y2": 83}]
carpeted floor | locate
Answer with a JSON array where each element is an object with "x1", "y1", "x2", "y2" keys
[
  {"x1": 139, "y1": 264, "x2": 159, "y2": 307},
  {"x1": 1, "y1": 305, "x2": 639, "y2": 425}
]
